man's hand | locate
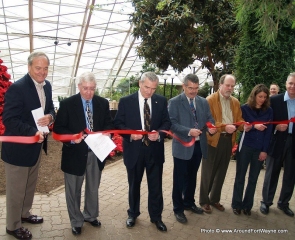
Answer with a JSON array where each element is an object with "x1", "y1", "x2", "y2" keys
[
  {"x1": 37, "y1": 114, "x2": 52, "y2": 127},
  {"x1": 36, "y1": 131, "x2": 44, "y2": 143},
  {"x1": 208, "y1": 127, "x2": 217, "y2": 135},
  {"x1": 258, "y1": 152, "x2": 267, "y2": 161},
  {"x1": 73, "y1": 134, "x2": 86, "y2": 144},
  {"x1": 131, "y1": 130, "x2": 144, "y2": 141},
  {"x1": 148, "y1": 130, "x2": 159, "y2": 141},
  {"x1": 189, "y1": 129, "x2": 202, "y2": 137},
  {"x1": 276, "y1": 124, "x2": 288, "y2": 132},
  {"x1": 225, "y1": 124, "x2": 236, "y2": 134}
]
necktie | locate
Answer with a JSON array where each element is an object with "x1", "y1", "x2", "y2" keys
[
  {"x1": 190, "y1": 98, "x2": 198, "y2": 129},
  {"x1": 36, "y1": 84, "x2": 45, "y2": 110},
  {"x1": 144, "y1": 98, "x2": 151, "y2": 146},
  {"x1": 86, "y1": 100, "x2": 93, "y2": 131}
]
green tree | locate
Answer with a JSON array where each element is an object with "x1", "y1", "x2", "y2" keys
[
  {"x1": 235, "y1": 7, "x2": 295, "y2": 102},
  {"x1": 236, "y1": 0, "x2": 295, "y2": 45},
  {"x1": 131, "y1": 0, "x2": 239, "y2": 91}
]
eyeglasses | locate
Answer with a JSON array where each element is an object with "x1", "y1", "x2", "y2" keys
[
  {"x1": 185, "y1": 85, "x2": 199, "y2": 91},
  {"x1": 81, "y1": 86, "x2": 96, "y2": 92}
]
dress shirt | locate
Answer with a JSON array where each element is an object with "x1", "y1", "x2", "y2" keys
[
  {"x1": 284, "y1": 92, "x2": 295, "y2": 134},
  {"x1": 219, "y1": 91, "x2": 233, "y2": 124},
  {"x1": 138, "y1": 91, "x2": 152, "y2": 130}
]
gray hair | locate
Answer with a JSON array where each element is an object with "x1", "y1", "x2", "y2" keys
[
  {"x1": 140, "y1": 72, "x2": 159, "y2": 83},
  {"x1": 78, "y1": 72, "x2": 97, "y2": 86},
  {"x1": 287, "y1": 72, "x2": 295, "y2": 81},
  {"x1": 219, "y1": 74, "x2": 236, "y2": 84},
  {"x1": 27, "y1": 52, "x2": 50, "y2": 66},
  {"x1": 183, "y1": 74, "x2": 199, "y2": 85}
]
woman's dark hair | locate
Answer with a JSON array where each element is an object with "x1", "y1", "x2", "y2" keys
[{"x1": 246, "y1": 84, "x2": 270, "y2": 111}]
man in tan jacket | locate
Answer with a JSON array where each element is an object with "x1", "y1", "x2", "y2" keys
[{"x1": 199, "y1": 74, "x2": 244, "y2": 213}]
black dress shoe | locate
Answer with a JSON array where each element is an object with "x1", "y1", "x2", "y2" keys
[
  {"x1": 84, "y1": 219, "x2": 101, "y2": 227},
  {"x1": 184, "y1": 205, "x2": 204, "y2": 214},
  {"x1": 126, "y1": 216, "x2": 136, "y2": 228},
  {"x1": 232, "y1": 208, "x2": 241, "y2": 215},
  {"x1": 21, "y1": 215, "x2": 43, "y2": 224},
  {"x1": 174, "y1": 212, "x2": 187, "y2": 223},
  {"x1": 278, "y1": 205, "x2": 294, "y2": 217},
  {"x1": 72, "y1": 227, "x2": 82, "y2": 235},
  {"x1": 150, "y1": 220, "x2": 167, "y2": 232},
  {"x1": 243, "y1": 209, "x2": 251, "y2": 216},
  {"x1": 6, "y1": 227, "x2": 32, "y2": 240},
  {"x1": 260, "y1": 202, "x2": 269, "y2": 215}
]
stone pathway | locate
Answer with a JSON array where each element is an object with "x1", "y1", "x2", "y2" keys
[{"x1": 0, "y1": 139, "x2": 294, "y2": 239}]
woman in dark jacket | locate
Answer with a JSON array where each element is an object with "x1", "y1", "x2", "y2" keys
[{"x1": 231, "y1": 84, "x2": 273, "y2": 216}]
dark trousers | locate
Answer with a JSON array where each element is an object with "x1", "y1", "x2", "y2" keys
[
  {"x1": 262, "y1": 135, "x2": 295, "y2": 207},
  {"x1": 199, "y1": 135, "x2": 232, "y2": 205},
  {"x1": 126, "y1": 145, "x2": 164, "y2": 221},
  {"x1": 232, "y1": 145, "x2": 262, "y2": 210},
  {"x1": 172, "y1": 141, "x2": 202, "y2": 214}
]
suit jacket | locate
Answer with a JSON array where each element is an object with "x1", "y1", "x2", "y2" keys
[
  {"x1": 168, "y1": 93, "x2": 214, "y2": 160},
  {"x1": 268, "y1": 93, "x2": 292, "y2": 158},
  {"x1": 53, "y1": 93, "x2": 113, "y2": 176},
  {"x1": 1, "y1": 73, "x2": 55, "y2": 167},
  {"x1": 206, "y1": 91, "x2": 244, "y2": 148},
  {"x1": 113, "y1": 92, "x2": 171, "y2": 169}
]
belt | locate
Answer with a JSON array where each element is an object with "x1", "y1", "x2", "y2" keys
[{"x1": 220, "y1": 132, "x2": 232, "y2": 137}]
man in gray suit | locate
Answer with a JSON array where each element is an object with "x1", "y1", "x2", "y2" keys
[{"x1": 168, "y1": 74, "x2": 216, "y2": 223}]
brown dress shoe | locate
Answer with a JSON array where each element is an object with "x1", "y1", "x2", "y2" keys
[
  {"x1": 211, "y1": 202, "x2": 225, "y2": 211},
  {"x1": 6, "y1": 227, "x2": 32, "y2": 239},
  {"x1": 201, "y1": 204, "x2": 212, "y2": 213}
]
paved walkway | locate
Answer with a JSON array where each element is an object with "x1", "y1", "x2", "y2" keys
[{"x1": 0, "y1": 139, "x2": 294, "y2": 239}]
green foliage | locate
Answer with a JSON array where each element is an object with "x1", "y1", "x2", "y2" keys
[
  {"x1": 131, "y1": 0, "x2": 239, "y2": 90},
  {"x1": 236, "y1": 0, "x2": 295, "y2": 45},
  {"x1": 198, "y1": 82, "x2": 211, "y2": 98},
  {"x1": 155, "y1": 84, "x2": 180, "y2": 100},
  {"x1": 235, "y1": 11, "x2": 295, "y2": 102},
  {"x1": 58, "y1": 96, "x2": 67, "y2": 102}
]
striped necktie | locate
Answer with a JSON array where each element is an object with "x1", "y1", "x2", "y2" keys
[
  {"x1": 190, "y1": 98, "x2": 198, "y2": 129},
  {"x1": 143, "y1": 98, "x2": 151, "y2": 146},
  {"x1": 86, "y1": 100, "x2": 93, "y2": 131}
]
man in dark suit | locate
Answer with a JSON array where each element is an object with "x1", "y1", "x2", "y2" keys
[
  {"x1": 260, "y1": 72, "x2": 295, "y2": 217},
  {"x1": 1, "y1": 51, "x2": 55, "y2": 240},
  {"x1": 113, "y1": 72, "x2": 171, "y2": 232},
  {"x1": 168, "y1": 74, "x2": 216, "y2": 224},
  {"x1": 53, "y1": 72, "x2": 113, "y2": 235}
]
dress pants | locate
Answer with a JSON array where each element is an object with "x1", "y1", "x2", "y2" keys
[
  {"x1": 5, "y1": 154, "x2": 41, "y2": 231},
  {"x1": 262, "y1": 135, "x2": 295, "y2": 207},
  {"x1": 64, "y1": 151, "x2": 102, "y2": 227},
  {"x1": 232, "y1": 145, "x2": 262, "y2": 210},
  {"x1": 126, "y1": 144, "x2": 163, "y2": 221},
  {"x1": 199, "y1": 135, "x2": 232, "y2": 205},
  {"x1": 173, "y1": 141, "x2": 202, "y2": 213}
]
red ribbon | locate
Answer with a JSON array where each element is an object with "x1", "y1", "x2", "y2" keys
[
  {"x1": 53, "y1": 129, "x2": 196, "y2": 147},
  {"x1": 0, "y1": 135, "x2": 39, "y2": 144},
  {"x1": 2, "y1": 117, "x2": 294, "y2": 145},
  {"x1": 206, "y1": 117, "x2": 295, "y2": 129}
]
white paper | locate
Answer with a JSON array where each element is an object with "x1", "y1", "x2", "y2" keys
[
  {"x1": 31, "y1": 107, "x2": 49, "y2": 133},
  {"x1": 84, "y1": 133, "x2": 116, "y2": 162},
  {"x1": 238, "y1": 131, "x2": 245, "y2": 152}
]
